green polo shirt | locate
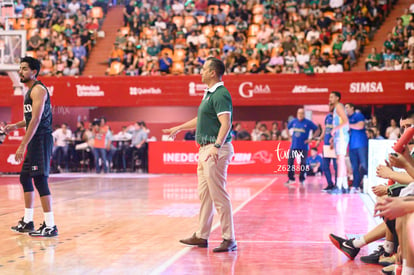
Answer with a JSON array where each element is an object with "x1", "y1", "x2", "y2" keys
[{"x1": 196, "y1": 82, "x2": 233, "y2": 145}]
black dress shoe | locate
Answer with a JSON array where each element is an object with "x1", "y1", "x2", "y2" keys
[
  {"x1": 179, "y1": 233, "x2": 208, "y2": 247},
  {"x1": 213, "y1": 239, "x2": 237, "y2": 252}
]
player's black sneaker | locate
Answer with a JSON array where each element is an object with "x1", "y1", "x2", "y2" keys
[
  {"x1": 29, "y1": 222, "x2": 58, "y2": 237},
  {"x1": 329, "y1": 233, "x2": 360, "y2": 260},
  {"x1": 11, "y1": 217, "x2": 35, "y2": 233},
  {"x1": 322, "y1": 185, "x2": 334, "y2": 192},
  {"x1": 360, "y1": 245, "x2": 387, "y2": 264}
]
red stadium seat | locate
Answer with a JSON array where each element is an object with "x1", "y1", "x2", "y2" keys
[
  {"x1": 28, "y1": 18, "x2": 38, "y2": 29},
  {"x1": 172, "y1": 16, "x2": 184, "y2": 27},
  {"x1": 40, "y1": 28, "x2": 50, "y2": 39},
  {"x1": 247, "y1": 59, "x2": 259, "y2": 71},
  {"x1": 64, "y1": 19, "x2": 75, "y2": 27},
  {"x1": 214, "y1": 25, "x2": 225, "y2": 37},
  {"x1": 108, "y1": 61, "x2": 124, "y2": 76},
  {"x1": 173, "y1": 49, "x2": 186, "y2": 62},
  {"x1": 22, "y1": 8, "x2": 34, "y2": 18},
  {"x1": 120, "y1": 27, "x2": 130, "y2": 36},
  {"x1": 219, "y1": 4, "x2": 230, "y2": 15},
  {"x1": 252, "y1": 14, "x2": 264, "y2": 25},
  {"x1": 172, "y1": 62, "x2": 185, "y2": 74},
  {"x1": 202, "y1": 25, "x2": 214, "y2": 37},
  {"x1": 184, "y1": 16, "x2": 196, "y2": 29},
  {"x1": 226, "y1": 24, "x2": 236, "y2": 35},
  {"x1": 26, "y1": 51, "x2": 37, "y2": 58},
  {"x1": 91, "y1": 7, "x2": 104, "y2": 19},
  {"x1": 196, "y1": 15, "x2": 206, "y2": 25},
  {"x1": 252, "y1": 4, "x2": 264, "y2": 15},
  {"x1": 160, "y1": 48, "x2": 173, "y2": 58},
  {"x1": 248, "y1": 24, "x2": 260, "y2": 37},
  {"x1": 247, "y1": 36, "x2": 258, "y2": 47},
  {"x1": 208, "y1": 5, "x2": 219, "y2": 15}
]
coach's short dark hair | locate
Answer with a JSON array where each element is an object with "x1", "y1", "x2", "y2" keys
[
  {"x1": 21, "y1": 56, "x2": 41, "y2": 77},
  {"x1": 401, "y1": 109, "x2": 414, "y2": 120},
  {"x1": 331, "y1": 91, "x2": 341, "y2": 100},
  {"x1": 206, "y1": 57, "x2": 225, "y2": 78},
  {"x1": 345, "y1": 103, "x2": 356, "y2": 109}
]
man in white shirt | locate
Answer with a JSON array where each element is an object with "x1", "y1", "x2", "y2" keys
[
  {"x1": 172, "y1": 0, "x2": 185, "y2": 15},
  {"x1": 306, "y1": 26, "x2": 320, "y2": 45},
  {"x1": 341, "y1": 35, "x2": 357, "y2": 61},
  {"x1": 68, "y1": 0, "x2": 80, "y2": 16},
  {"x1": 409, "y1": 3, "x2": 414, "y2": 13},
  {"x1": 326, "y1": 58, "x2": 344, "y2": 72},
  {"x1": 52, "y1": 123, "x2": 72, "y2": 171},
  {"x1": 296, "y1": 48, "x2": 310, "y2": 66},
  {"x1": 330, "y1": 0, "x2": 344, "y2": 9},
  {"x1": 186, "y1": 31, "x2": 199, "y2": 48}
]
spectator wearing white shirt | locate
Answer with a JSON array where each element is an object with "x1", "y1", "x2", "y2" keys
[
  {"x1": 172, "y1": 0, "x2": 185, "y2": 15},
  {"x1": 306, "y1": 26, "x2": 321, "y2": 45},
  {"x1": 409, "y1": 3, "x2": 414, "y2": 13},
  {"x1": 330, "y1": 0, "x2": 344, "y2": 9},
  {"x1": 385, "y1": 119, "x2": 400, "y2": 140},
  {"x1": 326, "y1": 57, "x2": 344, "y2": 72},
  {"x1": 296, "y1": 48, "x2": 310, "y2": 67},
  {"x1": 341, "y1": 34, "x2": 357, "y2": 61},
  {"x1": 284, "y1": 50, "x2": 296, "y2": 67},
  {"x1": 52, "y1": 123, "x2": 72, "y2": 171},
  {"x1": 257, "y1": 25, "x2": 272, "y2": 43},
  {"x1": 68, "y1": 0, "x2": 80, "y2": 16},
  {"x1": 186, "y1": 31, "x2": 199, "y2": 48}
]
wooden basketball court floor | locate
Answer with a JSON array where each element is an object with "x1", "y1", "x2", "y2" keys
[{"x1": 0, "y1": 173, "x2": 385, "y2": 274}]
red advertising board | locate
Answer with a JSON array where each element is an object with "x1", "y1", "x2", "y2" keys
[
  {"x1": 149, "y1": 141, "x2": 295, "y2": 174},
  {"x1": 0, "y1": 70, "x2": 413, "y2": 107}
]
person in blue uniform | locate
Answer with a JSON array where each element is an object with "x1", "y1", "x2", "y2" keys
[{"x1": 286, "y1": 108, "x2": 318, "y2": 184}]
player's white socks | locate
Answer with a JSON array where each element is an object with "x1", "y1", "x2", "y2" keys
[
  {"x1": 24, "y1": 208, "x2": 34, "y2": 223},
  {"x1": 384, "y1": 240, "x2": 395, "y2": 254},
  {"x1": 337, "y1": 177, "x2": 342, "y2": 189},
  {"x1": 352, "y1": 237, "x2": 366, "y2": 248},
  {"x1": 44, "y1": 212, "x2": 55, "y2": 227},
  {"x1": 341, "y1": 177, "x2": 348, "y2": 189}
]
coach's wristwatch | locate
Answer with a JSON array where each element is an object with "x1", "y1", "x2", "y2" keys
[{"x1": 214, "y1": 143, "x2": 221, "y2": 149}]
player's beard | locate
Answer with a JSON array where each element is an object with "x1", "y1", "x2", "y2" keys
[{"x1": 20, "y1": 76, "x2": 30, "y2": 83}]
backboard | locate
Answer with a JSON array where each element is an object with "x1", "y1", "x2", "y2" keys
[{"x1": 0, "y1": 30, "x2": 26, "y2": 71}]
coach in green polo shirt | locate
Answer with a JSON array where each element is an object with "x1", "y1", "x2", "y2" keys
[{"x1": 163, "y1": 57, "x2": 237, "y2": 253}]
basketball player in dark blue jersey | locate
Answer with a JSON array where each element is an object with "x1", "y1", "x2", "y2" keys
[{"x1": 4, "y1": 56, "x2": 58, "y2": 237}]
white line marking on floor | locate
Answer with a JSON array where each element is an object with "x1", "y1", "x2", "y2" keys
[{"x1": 150, "y1": 177, "x2": 278, "y2": 275}]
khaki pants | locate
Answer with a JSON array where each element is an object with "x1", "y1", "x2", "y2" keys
[{"x1": 196, "y1": 143, "x2": 235, "y2": 240}]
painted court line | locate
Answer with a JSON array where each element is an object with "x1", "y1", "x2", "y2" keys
[
  {"x1": 207, "y1": 240, "x2": 331, "y2": 244},
  {"x1": 150, "y1": 177, "x2": 278, "y2": 275}
]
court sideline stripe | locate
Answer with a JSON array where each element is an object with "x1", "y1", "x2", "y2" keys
[{"x1": 150, "y1": 177, "x2": 279, "y2": 275}]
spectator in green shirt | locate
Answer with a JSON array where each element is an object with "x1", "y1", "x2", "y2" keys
[
  {"x1": 303, "y1": 62, "x2": 314, "y2": 74},
  {"x1": 365, "y1": 47, "x2": 382, "y2": 70}
]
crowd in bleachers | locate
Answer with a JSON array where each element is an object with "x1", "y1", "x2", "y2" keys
[
  {"x1": 366, "y1": 5, "x2": 414, "y2": 71},
  {"x1": 107, "y1": 0, "x2": 397, "y2": 76},
  {"x1": 0, "y1": 0, "x2": 108, "y2": 76}
]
